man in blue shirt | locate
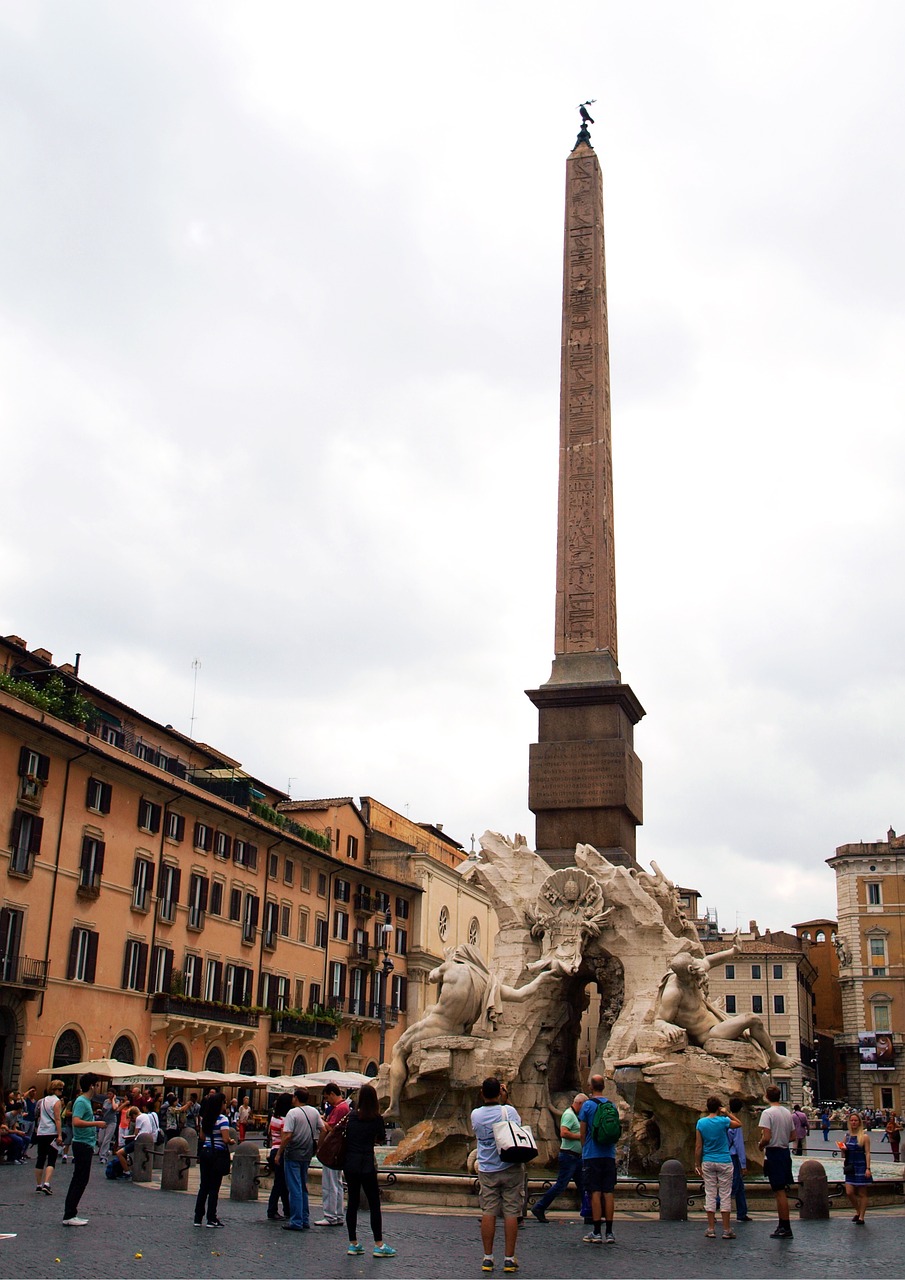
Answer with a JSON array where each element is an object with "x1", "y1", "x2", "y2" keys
[
  {"x1": 578, "y1": 1075, "x2": 617, "y2": 1245},
  {"x1": 470, "y1": 1077, "x2": 523, "y2": 1275},
  {"x1": 727, "y1": 1096, "x2": 751, "y2": 1221}
]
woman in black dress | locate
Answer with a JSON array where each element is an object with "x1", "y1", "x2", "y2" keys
[{"x1": 342, "y1": 1084, "x2": 396, "y2": 1257}]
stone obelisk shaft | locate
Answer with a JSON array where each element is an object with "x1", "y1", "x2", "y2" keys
[{"x1": 526, "y1": 133, "x2": 644, "y2": 870}]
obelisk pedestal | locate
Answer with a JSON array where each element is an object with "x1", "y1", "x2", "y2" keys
[{"x1": 527, "y1": 123, "x2": 644, "y2": 870}]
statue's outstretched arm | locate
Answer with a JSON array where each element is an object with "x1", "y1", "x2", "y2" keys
[{"x1": 500, "y1": 968, "x2": 557, "y2": 1002}]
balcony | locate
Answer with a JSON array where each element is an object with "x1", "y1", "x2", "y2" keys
[
  {"x1": 329, "y1": 995, "x2": 399, "y2": 1025},
  {"x1": 353, "y1": 892, "x2": 376, "y2": 915},
  {"x1": 150, "y1": 993, "x2": 259, "y2": 1044},
  {"x1": 350, "y1": 941, "x2": 372, "y2": 965},
  {"x1": 0, "y1": 953, "x2": 49, "y2": 993},
  {"x1": 269, "y1": 1012, "x2": 339, "y2": 1044}
]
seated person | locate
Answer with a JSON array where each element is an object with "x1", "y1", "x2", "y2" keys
[{"x1": 115, "y1": 1106, "x2": 140, "y2": 1174}]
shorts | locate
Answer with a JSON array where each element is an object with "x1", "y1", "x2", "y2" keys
[
  {"x1": 582, "y1": 1156, "x2": 617, "y2": 1195},
  {"x1": 477, "y1": 1165, "x2": 526, "y2": 1217},
  {"x1": 701, "y1": 1161, "x2": 733, "y2": 1212},
  {"x1": 764, "y1": 1147, "x2": 793, "y2": 1191}
]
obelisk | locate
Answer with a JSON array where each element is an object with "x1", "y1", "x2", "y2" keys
[{"x1": 526, "y1": 110, "x2": 644, "y2": 870}]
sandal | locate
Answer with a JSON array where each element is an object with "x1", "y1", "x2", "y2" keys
[{"x1": 705, "y1": 1229, "x2": 716, "y2": 1238}]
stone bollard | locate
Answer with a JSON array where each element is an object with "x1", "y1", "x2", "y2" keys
[
  {"x1": 161, "y1": 1137, "x2": 191, "y2": 1192},
  {"x1": 229, "y1": 1140, "x2": 261, "y2": 1201},
  {"x1": 798, "y1": 1159, "x2": 830, "y2": 1219},
  {"x1": 181, "y1": 1127, "x2": 199, "y2": 1159},
  {"x1": 658, "y1": 1159, "x2": 688, "y2": 1221},
  {"x1": 132, "y1": 1133, "x2": 156, "y2": 1183}
]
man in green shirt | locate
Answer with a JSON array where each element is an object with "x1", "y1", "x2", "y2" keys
[
  {"x1": 529, "y1": 1093, "x2": 588, "y2": 1222},
  {"x1": 63, "y1": 1073, "x2": 104, "y2": 1226}
]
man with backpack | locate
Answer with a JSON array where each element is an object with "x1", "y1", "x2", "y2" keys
[{"x1": 578, "y1": 1074, "x2": 620, "y2": 1245}]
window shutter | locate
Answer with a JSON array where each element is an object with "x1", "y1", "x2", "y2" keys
[
  {"x1": 190, "y1": 961, "x2": 202, "y2": 998},
  {"x1": 250, "y1": 895, "x2": 259, "y2": 928},
  {"x1": 174, "y1": 814, "x2": 185, "y2": 841},
  {"x1": 0, "y1": 907, "x2": 9, "y2": 952},
  {"x1": 37, "y1": 753, "x2": 50, "y2": 782},
  {"x1": 101, "y1": 782, "x2": 112, "y2": 814},
  {"x1": 212, "y1": 960, "x2": 222, "y2": 1002},
  {"x1": 171, "y1": 868, "x2": 181, "y2": 903},
  {"x1": 80, "y1": 837, "x2": 91, "y2": 873},
  {"x1": 132, "y1": 858, "x2": 142, "y2": 889},
  {"x1": 29, "y1": 814, "x2": 44, "y2": 854},
  {"x1": 66, "y1": 929, "x2": 79, "y2": 980},
  {"x1": 199, "y1": 876, "x2": 209, "y2": 912},
  {"x1": 18, "y1": 746, "x2": 30, "y2": 776},
  {"x1": 10, "y1": 810, "x2": 22, "y2": 848},
  {"x1": 122, "y1": 944, "x2": 132, "y2": 989},
  {"x1": 85, "y1": 931, "x2": 99, "y2": 983},
  {"x1": 95, "y1": 841, "x2": 105, "y2": 875},
  {"x1": 136, "y1": 942, "x2": 148, "y2": 990},
  {"x1": 257, "y1": 972, "x2": 267, "y2": 1006},
  {"x1": 162, "y1": 949, "x2": 173, "y2": 993},
  {"x1": 247, "y1": 844, "x2": 257, "y2": 870},
  {"x1": 193, "y1": 821, "x2": 202, "y2": 847},
  {"x1": 151, "y1": 804, "x2": 161, "y2": 834}
]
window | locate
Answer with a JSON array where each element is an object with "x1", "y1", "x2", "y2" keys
[
  {"x1": 352, "y1": 927, "x2": 368, "y2": 959},
  {"x1": 9, "y1": 810, "x2": 43, "y2": 875},
  {"x1": 158, "y1": 864, "x2": 181, "y2": 923},
  {"x1": 134, "y1": 741, "x2": 155, "y2": 762},
  {"x1": 374, "y1": 891, "x2": 390, "y2": 914},
  {"x1": 309, "y1": 981, "x2": 322, "y2": 1010},
  {"x1": 874, "y1": 1004, "x2": 892, "y2": 1032},
  {"x1": 395, "y1": 927, "x2": 408, "y2": 955},
  {"x1": 867, "y1": 882, "x2": 882, "y2": 906},
  {"x1": 150, "y1": 944, "x2": 173, "y2": 994},
  {"x1": 138, "y1": 798, "x2": 162, "y2": 834},
  {"x1": 774, "y1": 1040, "x2": 787, "y2": 1057},
  {"x1": 224, "y1": 962, "x2": 252, "y2": 1006},
  {"x1": 870, "y1": 937, "x2": 888, "y2": 975},
  {"x1": 242, "y1": 894, "x2": 260, "y2": 945},
  {"x1": 774, "y1": 994, "x2": 785, "y2": 1014},
  {"x1": 335, "y1": 879, "x2": 351, "y2": 903},
  {"x1": 724, "y1": 964, "x2": 735, "y2": 980},
  {"x1": 438, "y1": 905, "x2": 449, "y2": 940},
  {"x1": 188, "y1": 874, "x2": 209, "y2": 930},
  {"x1": 99, "y1": 722, "x2": 123, "y2": 747},
  {"x1": 67, "y1": 927, "x2": 98, "y2": 983},
  {"x1": 751, "y1": 964, "x2": 761, "y2": 980},
  {"x1": 268, "y1": 852, "x2": 278, "y2": 880},
  {"x1": 229, "y1": 887, "x2": 242, "y2": 922},
  {"x1": 18, "y1": 746, "x2": 50, "y2": 792},
  {"x1": 315, "y1": 917, "x2": 328, "y2": 948},
  {"x1": 284, "y1": 859, "x2": 294, "y2": 886},
  {"x1": 263, "y1": 900, "x2": 278, "y2": 949},
  {"x1": 298, "y1": 909, "x2": 309, "y2": 944},
  {"x1": 333, "y1": 909, "x2": 349, "y2": 941},
  {"x1": 396, "y1": 897, "x2": 409, "y2": 919},
  {"x1": 234, "y1": 840, "x2": 257, "y2": 870},
  {"x1": 132, "y1": 858, "x2": 154, "y2": 912},
  {"x1": 317, "y1": 873, "x2": 327, "y2": 897},
  {"x1": 346, "y1": 835, "x2": 359, "y2": 861},
  {"x1": 294, "y1": 978, "x2": 305, "y2": 1009},
  {"x1": 122, "y1": 940, "x2": 148, "y2": 991},
  {"x1": 260, "y1": 973, "x2": 289, "y2": 1010},
  {"x1": 815, "y1": 930, "x2": 825, "y2": 942},
  {"x1": 391, "y1": 974, "x2": 407, "y2": 1012},
  {"x1": 777, "y1": 1078, "x2": 790, "y2": 1102},
  {"x1": 78, "y1": 835, "x2": 105, "y2": 895},
  {"x1": 725, "y1": 995, "x2": 736, "y2": 1014},
  {"x1": 216, "y1": 832, "x2": 233, "y2": 860},
  {"x1": 165, "y1": 812, "x2": 185, "y2": 842},
  {"x1": 193, "y1": 821, "x2": 213, "y2": 853},
  {"x1": 86, "y1": 777, "x2": 112, "y2": 815},
  {"x1": 204, "y1": 959, "x2": 223, "y2": 1002},
  {"x1": 772, "y1": 964, "x2": 783, "y2": 980},
  {"x1": 301, "y1": 867, "x2": 311, "y2": 892},
  {"x1": 329, "y1": 961, "x2": 346, "y2": 1005},
  {"x1": 752, "y1": 995, "x2": 763, "y2": 1014},
  {"x1": 0, "y1": 907, "x2": 23, "y2": 982},
  {"x1": 183, "y1": 953, "x2": 202, "y2": 999},
  {"x1": 468, "y1": 917, "x2": 480, "y2": 948},
  {"x1": 279, "y1": 904, "x2": 291, "y2": 938}
]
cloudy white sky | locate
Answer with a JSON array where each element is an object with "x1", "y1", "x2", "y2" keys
[{"x1": 1, "y1": 1, "x2": 903, "y2": 933}]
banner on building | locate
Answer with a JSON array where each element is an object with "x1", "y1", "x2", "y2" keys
[{"x1": 859, "y1": 1031, "x2": 896, "y2": 1071}]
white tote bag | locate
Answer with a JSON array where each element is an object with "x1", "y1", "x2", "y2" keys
[{"x1": 492, "y1": 1104, "x2": 538, "y2": 1164}]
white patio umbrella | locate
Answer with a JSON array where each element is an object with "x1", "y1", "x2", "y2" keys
[{"x1": 36, "y1": 1058, "x2": 164, "y2": 1083}]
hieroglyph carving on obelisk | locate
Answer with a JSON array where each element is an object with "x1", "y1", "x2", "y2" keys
[{"x1": 554, "y1": 141, "x2": 618, "y2": 666}]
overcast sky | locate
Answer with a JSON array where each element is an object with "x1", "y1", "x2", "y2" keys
[{"x1": 1, "y1": 1, "x2": 903, "y2": 934}]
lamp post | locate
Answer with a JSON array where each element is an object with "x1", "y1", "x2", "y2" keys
[{"x1": 378, "y1": 908, "x2": 394, "y2": 1065}]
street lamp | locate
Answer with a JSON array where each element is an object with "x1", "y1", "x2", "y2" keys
[{"x1": 378, "y1": 908, "x2": 394, "y2": 1065}]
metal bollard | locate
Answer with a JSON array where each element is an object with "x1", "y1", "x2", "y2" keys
[
  {"x1": 797, "y1": 1159, "x2": 830, "y2": 1219},
  {"x1": 658, "y1": 1159, "x2": 688, "y2": 1221},
  {"x1": 132, "y1": 1133, "x2": 155, "y2": 1183},
  {"x1": 161, "y1": 1137, "x2": 191, "y2": 1192},
  {"x1": 229, "y1": 1140, "x2": 261, "y2": 1201}
]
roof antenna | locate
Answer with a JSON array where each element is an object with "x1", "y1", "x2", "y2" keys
[{"x1": 189, "y1": 658, "x2": 201, "y2": 739}]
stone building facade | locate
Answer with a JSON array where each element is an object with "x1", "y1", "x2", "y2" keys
[
  {"x1": 791, "y1": 918, "x2": 843, "y2": 1101},
  {"x1": 828, "y1": 831, "x2": 905, "y2": 1110}
]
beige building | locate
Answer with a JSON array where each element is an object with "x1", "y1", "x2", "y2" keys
[{"x1": 828, "y1": 830, "x2": 905, "y2": 1109}]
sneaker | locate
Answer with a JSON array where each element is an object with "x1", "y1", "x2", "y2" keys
[
  {"x1": 722, "y1": 1229, "x2": 737, "y2": 1240},
  {"x1": 373, "y1": 1244, "x2": 397, "y2": 1257},
  {"x1": 770, "y1": 1225, "x2": 793, "y2": 1239},
  {"x1": 40, "y1": 1183, "x2": 52, "y2": 1195},
  {"x1": 481, "y1": 1259, "x2": 494, "y2": 1273},
  {"x1": 314, "y1": 1219, "x2": 339, "y2": 1226},
  {"x1": 62, "y1": 1217, "x2": 88, "y2": 1227},
  {"x1": 34, "y1": 1185, "x2": 44, "y2": 1193},
  {"x1": 529, "y1": 1205, "x2": 547, "y2": 1223},
  {"x1": 193, "y1": 1221, "x2": 203, "y2": 1227},
  {"x1": 61, "y1": 1155, "x2": 69, "y2": 1164},
  {"x1": 604, "y1": 1231, "x2": 616, "y2": 1244},
  {"x1": 205, "y1": 1220, "x2": 225, "y2": 1228},
  {"x1": 582, "y1": 1232, "x2": 602, "y2": 1244},
  {"x1": 504, "y1": 1260, "x2": 519, "y2": 1274},
  {"x1": 347, "y1": 1243, "x2": 365, "y2": 1255}
]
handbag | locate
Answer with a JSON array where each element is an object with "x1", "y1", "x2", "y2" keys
[
  {"x1": 317, "y1": 1112, "x2": 350, "y2": 1170},
  {"x1": 492, "y1": 1104, "x2": 538, "y2": 1164}
]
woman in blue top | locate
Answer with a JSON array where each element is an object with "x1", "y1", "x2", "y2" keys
[
  {"x1": 694, "y1": 1095, "x2": 742, "y2": 1240},
  {"x1": 193, "y1": 1092, "x2": 233, "y2": 1227},
  {"x1": 843, "y1": 1112, "x2": 872, "y2": 1224}
]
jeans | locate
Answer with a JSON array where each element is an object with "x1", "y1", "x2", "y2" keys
[
  {"x1": 321, "y1": 1166, "x2": 345, "y2": 1222},
  {"x1": 64, "y1": 1143, "x2": 94, "y2": 1220},
  {"x1": 267, "y1": 1150, "x2": 290, "y2": 1217},
  {"x1": 731, "y1": 1154, "x2": 748, "y2": 1219},
  {"x1": 284, "y1": 1156, "x2": 311, "y2": 1228},
  {"x1": 532, "y1": 1150, "x2": 583, "y2": 1213}
]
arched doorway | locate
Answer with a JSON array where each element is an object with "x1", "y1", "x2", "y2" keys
[
  {"x1": 0, "y1": 1005, "x2": 20, "y2": 1092},
  {"x1": 52, "y1": 1028, "x2": 83, "y2": 1070},
  {"x1": 111, "y1": 1035, "x2": 135, "y2": 1063},
  {"x1": 365, "y1": 1061, "x2": 378, "y2": 1078},
  {"x1": 166, "y1": 1042, "x2": 189, "y2": 1071},
  {"x1": 323, "y1": 1056, "x2": 340, "y2": 1073},
  {"x1": 239, "y1": 1049, "x2": 256, "y2": 1076},
  {"x1": 205, "y1": 1045, "x2": 224, "y2": 1072},
  {"x1": 146, "y1": 1053, "x2": 157, "y2": 1069},
  {"x1": 291, "y1": 1054, "x2": 307, "y2": 1076}
]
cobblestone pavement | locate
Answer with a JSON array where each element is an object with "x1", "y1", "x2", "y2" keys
[{"x1": 2, "y1": 1159, "x2": 905, "y2": 1279}]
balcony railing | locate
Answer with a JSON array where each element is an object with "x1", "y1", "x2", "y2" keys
[
  {"x1": 327, "y1": 995, "x2": 399, "y2": 1024},
  {"x1": 0, "y1": 953, "x2": 49, "y2": 990},
  {"x1": 270, "y1": 1014, "x2": 339, "y2": 1040},
  {"x1": 353, "y1": 892, "x2": 375, "y2": 914},
  {"x1": 150, "y1": 993, "x2": 259, "y2": 1027}
]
